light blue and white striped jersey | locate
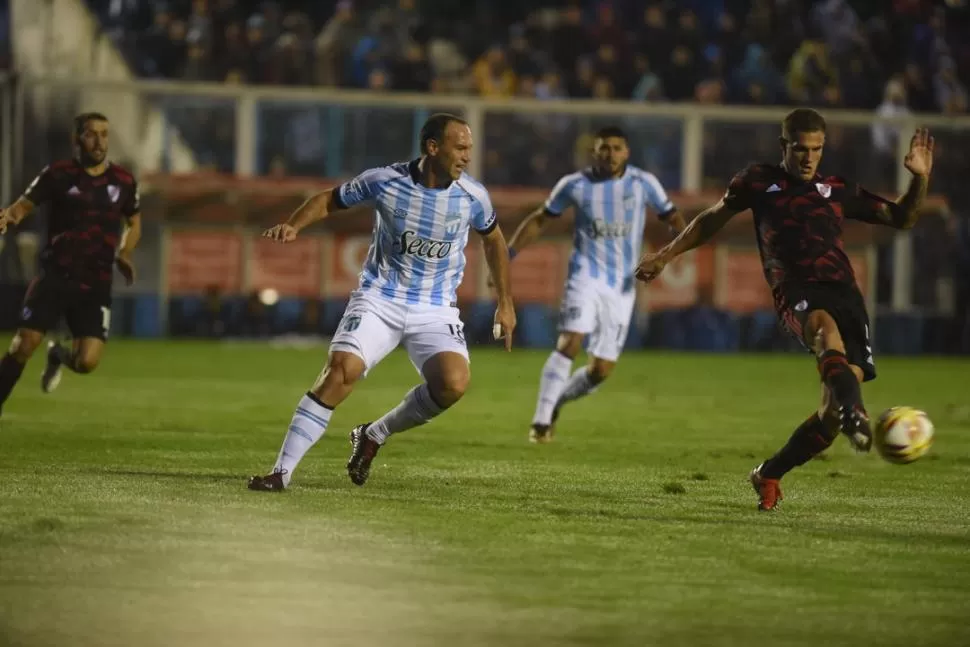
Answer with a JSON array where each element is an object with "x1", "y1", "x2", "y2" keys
[
  {"x1": 545, "y1": 165, "x2": 675, "y2": 291},
  {"x1": 336, "y1": 159, "x2": 497, "y2": 306}
]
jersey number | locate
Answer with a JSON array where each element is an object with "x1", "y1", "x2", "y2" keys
[
  {"x1": 101, "y1": 306, "x2": 112, "y2": 335},
  {"x1": 447, "y1": 324, "x2": 465, "y2": 342}
]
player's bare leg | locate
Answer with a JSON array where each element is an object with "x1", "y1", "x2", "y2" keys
[
  {"x1": 0, "y1": 329, "x2": 45, "y2": 418},
  {"x1": 530, "y1": 332, "x2": 584, "y2": 443},
  {"x1": 751, "y1": 312, "x2": 870, "y2": 511},
  {"x1": 349, "y1": 351, "x2": 469, "y2": 486},
  {"x1": 806, "y1": 310, "x2": 871, "y2": 451},
  {"x1": 42, "y1": 337, "x2": 104, "y2": 393},
  {"x1": 248, "y1": 350, "x2": 364, "y2": 491}
]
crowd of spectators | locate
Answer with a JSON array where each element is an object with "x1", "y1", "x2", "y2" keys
[{"x1": 86, "y1": 0, "x2": 970, "y2": 114}]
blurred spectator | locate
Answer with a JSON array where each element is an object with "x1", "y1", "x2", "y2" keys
[
  {"x1": 871, "y1": 77, "x2": 910, "y2": 187},
  {"x1": 472, "y1": 46, "x2": 515, "y2": 97},
  {"x1": 86, "y1": 0, "x2": 970, "y2": 116}
]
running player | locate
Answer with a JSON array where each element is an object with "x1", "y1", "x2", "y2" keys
[
  {"x1": 506, "y1": 126, "x2": 684, "y2": 443},
  {"x1": 248, "y1": 113, "x2": 516, "y2": 490},
  {"x1": 0, "y1": 112, "x2": 141, "y2": 418}
]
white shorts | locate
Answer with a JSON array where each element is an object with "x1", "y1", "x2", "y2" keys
[
  {"x1": 330, "y1": 290, "x2": 469, "y2": 376},
  {"x1": 558, "y1": 280, "x2": 635, "y2": 362}
]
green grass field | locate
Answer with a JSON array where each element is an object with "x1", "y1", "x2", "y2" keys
[{"x1": 1, "y1": 341, "x2": 968, "y2": 647}]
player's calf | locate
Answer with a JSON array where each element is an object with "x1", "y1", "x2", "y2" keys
[
  {"x1": 248, "y1": 352, "x2": 363, "y2": 492},
  {"x1": 0, "y1": 330, "x2": 44, "y2": 414},
  {"x1": 349, "y1": 353, "x2": 465, "y2": 485}
]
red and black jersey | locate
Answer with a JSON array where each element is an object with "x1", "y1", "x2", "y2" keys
[
  {"x1": 723, "y1": 163, "x2": 895, "y2": 294},
  {"x1": 23, "y1": 159, "x2": 140, "y2": 290}
]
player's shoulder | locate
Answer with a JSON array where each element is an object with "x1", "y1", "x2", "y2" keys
[
  {"x1": 553, "y1": 169, "x2": 588, "y2": 190},
  {"x1": 455, "y1": 172, "x2": 491, "y2": 205},
  {"x1": 45, "y1": 159, "x2": 79, "y2": 176},
  {"x1": 731, "y1": 162, "x2": 783, "y2": 188},
  {"x1": 107, "y1": 162, "x2": 137, "y2": 185},
  {"x1": 626, "y1": 165, "x2": 664, "y2": 187},
  {"x1": 358, "y1": 161, "x2": 410, "y2": 184}
]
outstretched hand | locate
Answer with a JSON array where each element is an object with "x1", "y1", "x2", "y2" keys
[
  {"x1": 635, "y1": 252, "x2": 668, "y2": 283},
  {"x1": 903, "y1": 128, "x2": 934, "y2": 177},
  {"x1": 262, "y1": 223, "x2": 298, "y2": 243}
]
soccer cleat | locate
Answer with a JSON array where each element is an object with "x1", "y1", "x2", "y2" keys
[
  {"x1": 247, "y1": 470, "x2": 287, "y2": 492},
  {"x1": 529, "y1": 403, "x2": 561, "y2": 444},
  {"x1": 347, "y1": 423, "x2": 381, "y2": 486},
  {"x1": 40, "y1": 341, "x2": 64, "y2": 394},
  {"x1": 528, "y1": 424, "x2": 553, "y2": 444},
  {"x1": 749, "y1": 464, "x2": 783, "y2": 511},
  {"x1": 839, "y1": 404, "x2": 872, "y2": 453}
]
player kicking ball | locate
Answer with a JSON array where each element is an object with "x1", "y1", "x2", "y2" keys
[
  {"x1": 505, "y1": 126, "x2": 684, "y2": 443},
  {"x1": 248, "y1": 113, "x2": 516, "y2": 490},
  {"x1": 636, "y1": 108, "x2": 934, "y2": 510},
  {"x1": 0, "y1": 113, "x2": 141, "y2": 419}
]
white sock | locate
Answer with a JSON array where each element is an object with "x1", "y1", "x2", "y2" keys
[
  {"x1": 367, "y1": 383, "x2": 444, "y2": 444},
  {"x1": 532, "y1": 351, "x2": 573, "y2": 426},
  {"x1": 273, "y1": 393, "x2": 333, "y2": 486},
  {"x1": 557, "y1": 368, "x2": 599, "y2": 407}
]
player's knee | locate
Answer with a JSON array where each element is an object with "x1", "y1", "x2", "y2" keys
[
  {"x1": 8, "y1": 330, "x2": 42, "y2": 363},
  {"x1": 426, "y1": 365, "x2": 469, "y2": 408},
  {"x1": 319, "y1": 352, "x2": 365, "y2": 391},
  {"x1": 806, "y1": 310, "x2": 844, "y2": 354},
  {"x1": 556, "y1": 333, "x2": 583, "y2": 359},
  {"x1": 74, "y1": 354, "x2": 100, "y2": 374}
]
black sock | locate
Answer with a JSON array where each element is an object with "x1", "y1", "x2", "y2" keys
[
  {"x1": 761, "y1": 414, "x2": 835, "y2": 479},
  {"x1": 0, "y1": 353, "x2": 27, "y2": 409},
  {"x1": 817, "y1": 350, "x2": 862, "y2": 410},
  {"x1": 52, "y1": 344, "x2": 80, "y2": 373}
]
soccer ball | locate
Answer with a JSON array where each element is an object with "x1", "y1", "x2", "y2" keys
[{"x1": 873, "y1": 406, "x2": 934, "y2": 464}]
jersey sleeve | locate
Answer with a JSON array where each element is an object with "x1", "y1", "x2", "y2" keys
[
  {"x1": 543, "y1": 176, "x2": 575, "y2": 216},
  {"x1": 122, "y1": 179, "x2": 141, "y2": 218},
  {"x1": 22, "y1": 166, "x2": 56, "y2": 206},
  {"x1": 333, "y1": 167, "x2": 391, "y2": 209},
  {"x1": 640, "y1": 172, "x2": 676, "y2": 219},
  {"x1": 842, "y1": 180, "x2": 900, "y2": 226},
  {"x1": 722, "y1": 166, "x2": 756, "y2": 212},
  {"x1": 471, "y1": 191, "x2": 498, "y2": 234}
]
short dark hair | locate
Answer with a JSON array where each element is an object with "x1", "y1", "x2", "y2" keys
[
  {"x1": 419, "y1": 113, "x2": 468, "y2": 154},
  {"x1": 74, "y1": 112, "x2": 109, "y2": 137},
  {"x1": 781, "y1": 108, "x2": 826, "y2": 141},
  {"x1": 594, "y1": 126, "x2": 627, "y2": 142}
]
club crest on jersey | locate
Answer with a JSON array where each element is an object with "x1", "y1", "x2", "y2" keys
[
  {"x1": 107, "y1": 185, "x2": 120, "y2": 203},
  {"x1": 444, "y1": 212, "x2": 463, "y2": 235},
  {"x1": 815, "y1": 183, "x2": 832, "y2": 198}
]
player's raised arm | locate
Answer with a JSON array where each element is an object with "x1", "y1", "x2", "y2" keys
[
  {"x1": 0, "y1": 166, "x2": 55, "y2": 234},
  {"x1": 507, "y1": 174, "x2": 576, "y2": 259},
  {"x1": 475, "y1": 197, "x2": 516, "y2": 351},
  {"x1": 262, "y1": 167, "x2": 390, "y2": 243},
  {"x1": 635, "y1": 168, "x2": 751, "y2": 283},
  {"x1": 506, "y1": 204, "x2": 550, "y2": 258},
  {"x1": 846, "y1": 128, "x2": 934, "y2": 230}
]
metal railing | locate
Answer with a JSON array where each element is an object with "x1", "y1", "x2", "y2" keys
[{"x1": 12, "y1": 76, "x2": 970, "y2": 314}]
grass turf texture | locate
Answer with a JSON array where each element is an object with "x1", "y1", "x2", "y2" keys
[{"x1": 1, "y1": 341, "x2": 968, "y2": 646}]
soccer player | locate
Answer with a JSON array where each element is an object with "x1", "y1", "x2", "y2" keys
[
  {"x1": 636, "y1": 108, "x2": 934, "y2": 511},
  {"x1": 248, "y1": 113, "x2": 516, "y2": 490},
  {"x1": 505, "y1": 126, "x2": 684, "y2": 443},
  {"x1": 0, "y1": 112, "x2": 141, "y2": 418}
]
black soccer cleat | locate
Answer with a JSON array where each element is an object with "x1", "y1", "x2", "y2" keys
[
  {"x1": 529, "y1": 401, "x2": 561, "y2": 444},
  {"x1": 40, "y1": 341, "x2": 64, "y2": 394},
  {"x1": 247, "y1": 469, "x2": 287, "y2": 492},
  {"x1": 839, "y1": 404, "x2": 872, "y2": 453},
  {"x1": 347, "y1": 423, "x2": 381, "y2": 486}
]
